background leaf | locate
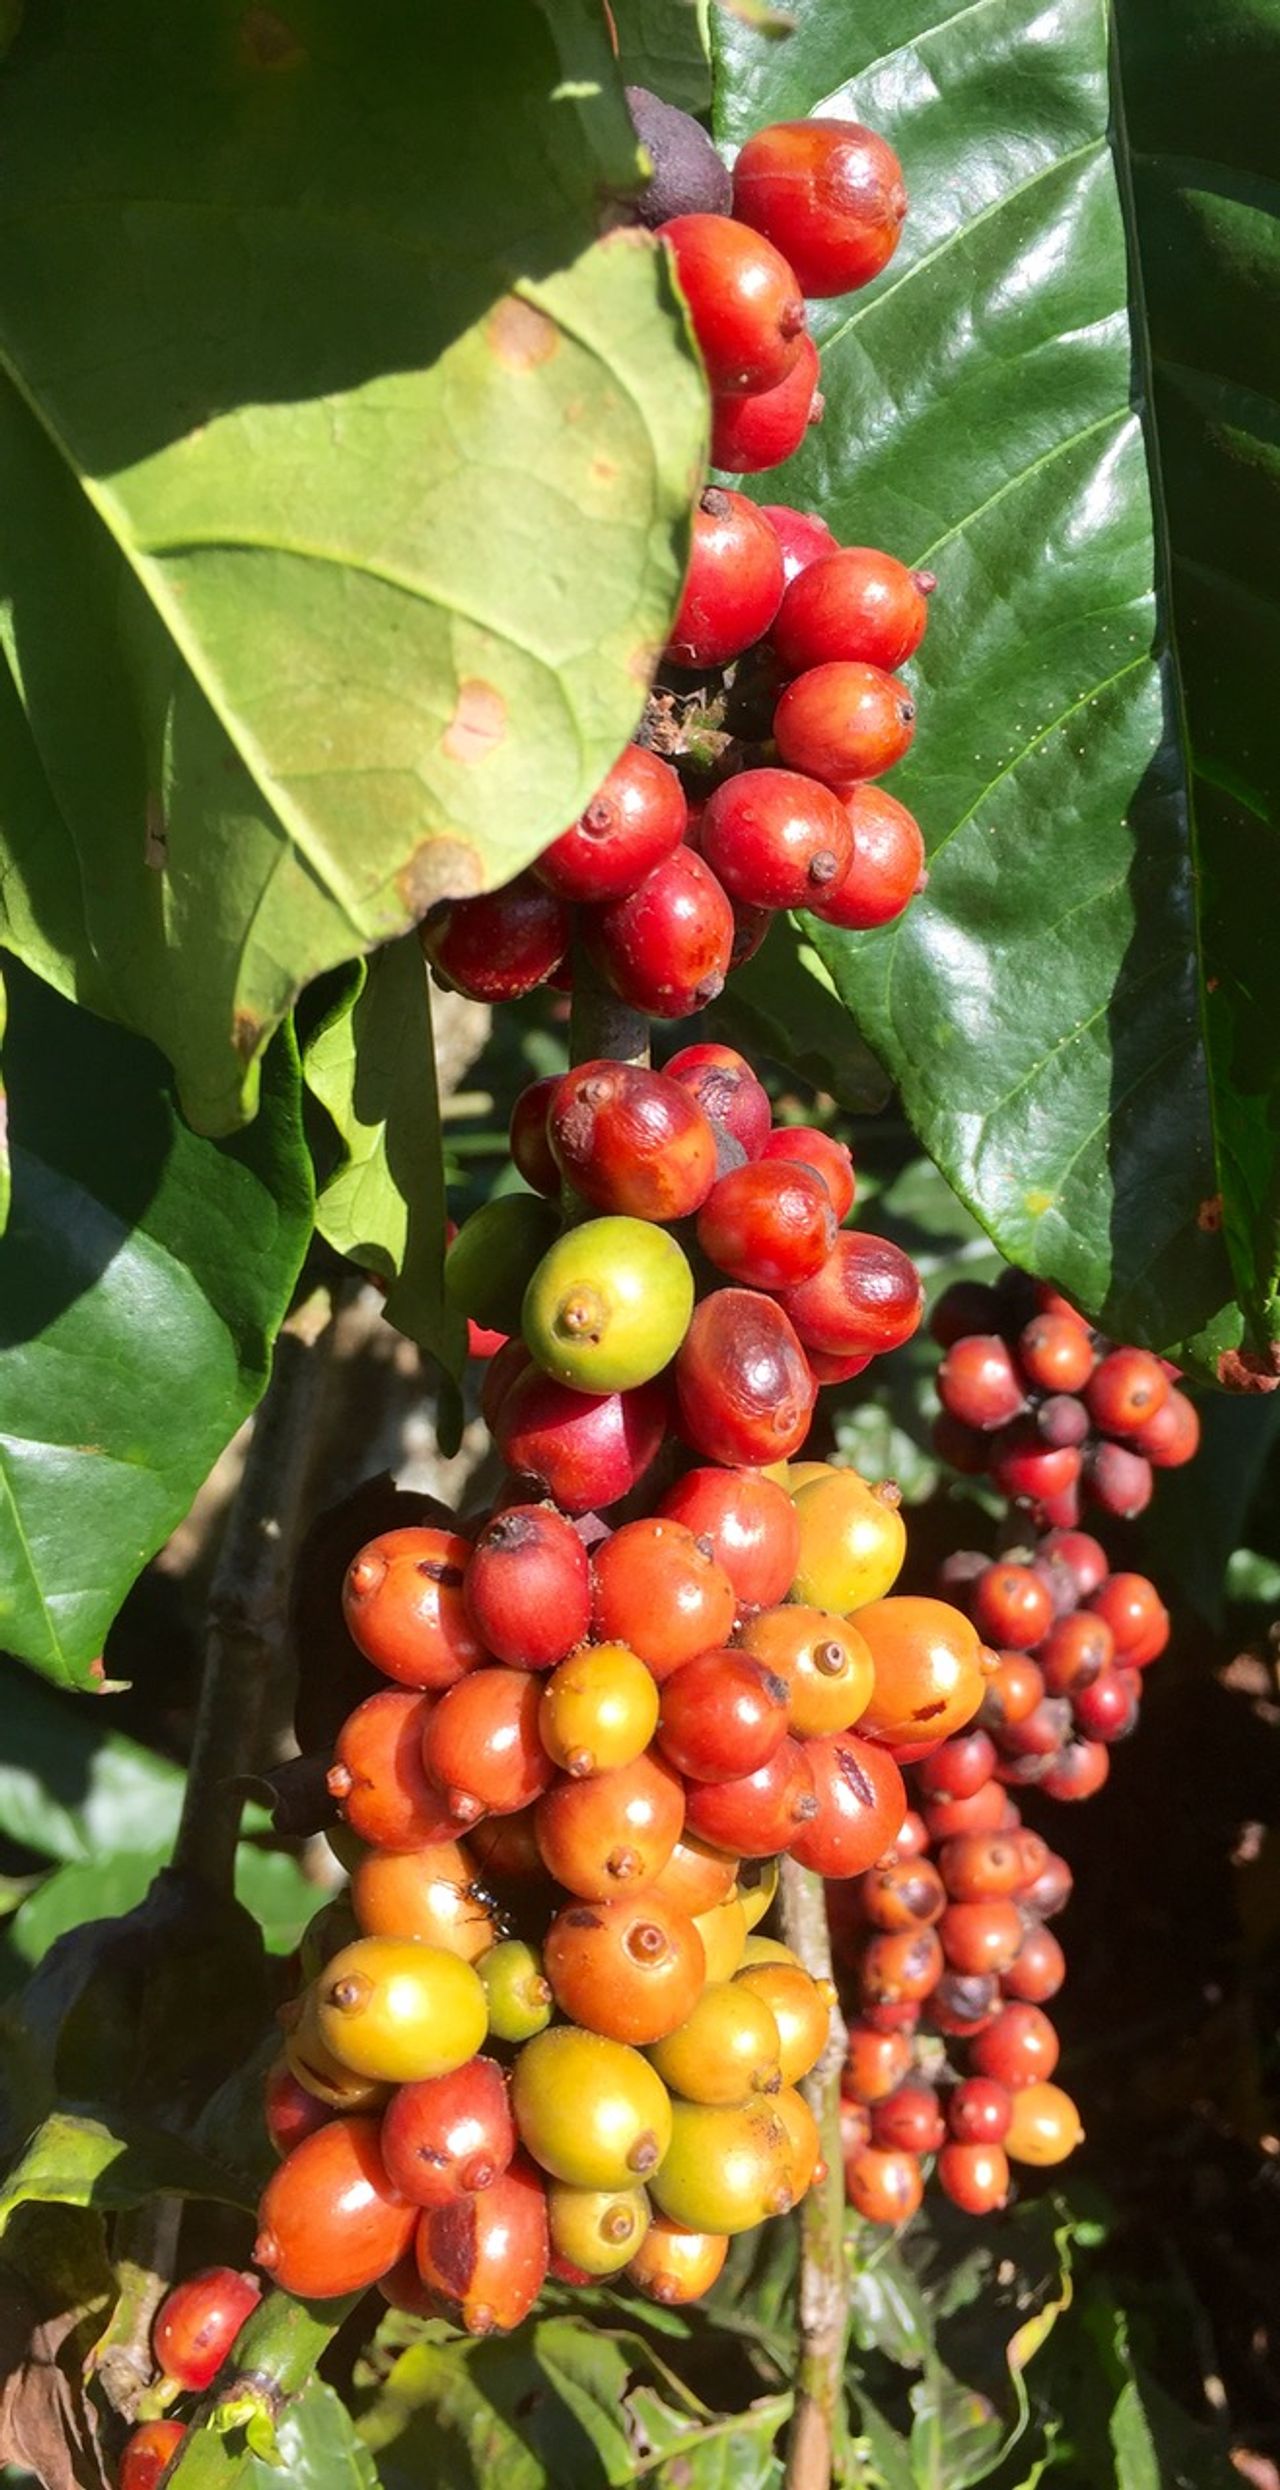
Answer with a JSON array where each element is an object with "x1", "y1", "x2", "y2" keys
[
  {"x1": 0, "y1": 1670, "x2": 185, "y2": 1862},
  {"x1": 708, "y1": 921, "x2": 892, "y2": 1112},
  {"x1": 712, "y1": 0, "x2": 1250, "y2": 1370},
  {"x1": 0, "y1": 964, "x2": 312, "y2": 1687},
  {"x1": 0, "y1": 0, "x2": 706, "y2": 1132},
  {"x1": 610, "y1": 0, "x2": 713, "y2": 113}
]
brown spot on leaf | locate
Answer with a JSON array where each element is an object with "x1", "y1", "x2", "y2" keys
[
  {"x1": 487, "y1": 297, "x2": 559, "y2": 371},
  {"x1": 398, "y1": 837, "x2": 486, "y2": 916},
  {"x1": 1216, "y1": 1346, "x2": 1280, "y2": 1393},
  {"x1": 591, "y1": 456, "x2": 619, "y2": 486},
  {"x1": 233, "y1": 1008, "x2": 264, "y2": 1062},
  {"x1": 442, "y1": 681, "x2": 507, "y2": 767},
  {"x1": 144, "y1": 792, "x2": 168, "y2": 869},
  {"x1": 1197, "y1": 1194, "x2": 1224, "y2": 1232},
  {"x1": 239, "y1": 5, "x2": 306, "y2": 68}
]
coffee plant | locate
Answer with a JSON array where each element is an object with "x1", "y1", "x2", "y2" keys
[{"x1": 0, "y1": 5, "x2": 1276, "y2": 2490}]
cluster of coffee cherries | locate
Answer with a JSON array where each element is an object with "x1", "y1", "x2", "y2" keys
[
  {"x1": 422, "y1": 107, "x2": 930, "y2": 1024},
  {"x1": 931, "y1": 1273, "x2": 1200, "y2": 1526},
  {"x1": 116, "y1": 2270, "x2": 264, "y2": 2489},
  {"x1": 248, "y1": 1453, "x2": 997, "y2": 2332},
  {"x1": 445, "y1": 1045, "x2": 924, "y2": 1494}
]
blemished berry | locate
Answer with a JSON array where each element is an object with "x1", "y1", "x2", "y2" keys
[
  {"x1": 588, "y1": 846, "x2": 736, "y2": 1018},
  {"x1": 859, "y1": 1854, "x2": 947, "y2": 1932},
  {"x1": 659, "y1": 213, "x2": 807, "y2": 394},
  {"x1": 342, "y1": 1526, "x2": 484, "y2": 1692},
  {"x1": 936, "y1": 1334, "x2": 1026, "y2": 1431},
  {"x1": 535, "y1": 744, "x2": 687, "y2": 902},
  {"x1": 1085, "y1": 1438, "x2": 1153, "y2": 1518},
  {"x1": 1086, "y1": 1571, "x2": 1170, "y2": 1666},
  {"x1": 120, "y1": 2423, "x2": 188, "y2": 2490},
  {"x1": 1040, "y1": 1738, "x2": 1111, "y2": 1800},
  {"x1": 380, "y1": 2057, "x2": 515, "y2": 2207},
  {"x1": 548, "y1": 1059, "x2": 717, "y2": 1222},
  {"x1": 663, "y1": 1041, "x2": 772, "y2": 1159},
  {"x1": 711, "y1": 330, "x2": 823, "y2": 473},
  {"x1": 772, "y1": 548, "x2": 934, "y2": 677},
  {"x1": 927, "y1": 1969, "x2": 1002, "y2": 2038},
  {"x1": 697, "y1": 1159, "x2": 836, "y2": 1291},
  {"x1": 774, "y1": 662, "x2": 916, "y2": 786},
  {"x1": 416, "y1": 2154, "x2": 550, "y2": 2335},
  {"x1": 667, "y1": 487, "x2": 787, "y2": 667},
  {"x1": 1035, "y1": 1393, "x2": 1091, "y2": 1449},
  {"x1": 464, "y1": 1504, "x2": 591, "y2": 1671},
  {"x1": 857, "y1": 1925, "x2": 944, "y2": 2006},
  {"x1": 806, "y1": 784, "x2": 926, "y2": 931},
  {"x1": 1038, "y1": 1611, "x2": 1114, "y2": 1694},
  {"x1": 699, "y1": 767, "x2": 853, "y2": 910},
  {"x1": 781, "y1": 1230, "x2": 924, "y2": 1360},
  {"x1": 1041, "y1": 1528, "x2": 1109, "y2": 1600},
  {"x1": 758, "y1": 1124, "x2": 856, "y2": 1221},
  {"x1": 493, "y1": 1365, "x2": 668, "y2": 1513},
  {"x1": 674, "y1": 1288, "x2": 817, "y2": 1467},
  {"x1": 760, "y1": 502, "x2": 839, "y2": 583},
  {"x1": 788, "y1": 1731, "x2": 905, "y2": 1878},
  {"x1": 421, "y1": 874, "x2": 571, "y2": 1002},
  {"x1": 732, "y1": 118, "x2": 907, "y2": 297},
  {"x1": 626, "y1": 85, "x2": 732, "y2": 225},
  {"x1": 152, "y1": 2267, "x2": 261, "y2": 2393}
]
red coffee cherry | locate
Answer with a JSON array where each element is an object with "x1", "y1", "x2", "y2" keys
[
  {"x1": 543, "y1": 1894, "x2": 706, "y2": 2045},
  {"x1": 422, "y1": 1667, "x2": 555, "y2": 1824},
  {"x1": 857, "y1": 1926, "x2": 944, "y2": 2006},
  {"x1": 675, "y1": 1288, "x2": 817, "y2": 1466},
  {"x1": 774, "y1": 662, "x2": 916, "y2": 786},
  {"x1": 970, "y1": 1562, "x2": 1054, "y2": 1653},
  {"x1": 342, "y1": 1527, "x2": 485, "y2": 1691},
  {"x1": 697, "y1": 1160, "x2": 837, "y2": 1292},
  {"x1": 265, "y1": 2056, "x2": 333, "y2": 2159},
  {"x1": 1019, "y1": 1851, "x2": 1074, "y2": 1919},
  {"x1": 380, "y1": 2057, "x2": 516, "y2": 2207},
  {"x1": 930, "y1": 1280, "x2": 1002, "y2": 1346},
  {"x1": 152, "y1": 2267, "x2": 261, "y2": 2392},
  {"x1": 861, "y1": 1856, "x2": 947, "y2": 1932},
  {"x1": 845, "y1": 2143, "x2": 924, "y2": 2224},
  {"x1": 120, "y1": 2423, "x2": 188, "y2": 2490},
  {"x1": 1070, "y1": 1668, "x2": 1141, "y2": 1744},
  {"x1": 1035, "y1": 1394, "x2": 1090, "y2": 1449},
  {"x1": 1086, "y1": 1571, "x2": 1169, "y2": 1665},
  {"x1": 871, "y1": 2082, "x2": 946, "y2": 2155},
  {"x1": 773, "y1": 548, "x2": 933, "y2": 677},
  {"x1": 535, "y1": 1752, "x2": 686, "y2": 1899},
  {"x1": 939, "y1": 1898, "x2": 1024, "y2": 1977},
  {"x1": 969, "y1": 2003, "x2": 1060, "y2": 2089},
  {"x1": 535, "y1": 746, "x2": 687, "y2": 902},
  {"x1": 509, "y1": 1077, "x2": 561, "y2": 1197},
  {"x1": 590, "y1": 1517, "x2": 737, "y2": 1683},
  {"x1": 710, "y1": 329, "x2": 823, "y2": 474},
  {"x1": 1085, "y1": 1347, "x2": 1170, "y2": 1436},
  {"x1": 254, "y1": 2117, "x2": 416, "y2": 2297},
  {"x1": 548, "y1": 1059, "x2": 717, "y2": 1221},
  {"x1": 921, "y1": 1775, "x2": 1013, "y2": 1842},
  {"x1": 416, "y1": 2151, "x2": 550, "y2": 2334},
  {"x1": 463, "y1": 1505, "x2": 591, "y2": 1672},
  {"x1": 421, "y1": 874, "x2": 571, "y2": 1002},
  {"x1": 684, "y1": 1733, "x2": 817, "y2": 1855},
  {"x1": 807, "y1": 784, "x2": 925, "y2": 931},
  {"x1": 1017, "y1": 1313, "x2": 1095, "y2": 1395},
  {"x1": 989, "y1": 1422, "x2": 1082, "y2": 1508},
  {"x1": 656, "y1": 1464, "x2": 801, "y2": 1609},
  {"x1": 588, "y1": 847, "x2": 736, "y2": 1018},
  {"x1": 1002, "y1": 1923, "x2": 1066, "y2": 2005},
  {"x1": 758, "y1": 1125, "x2": 856, "y2": 1221},
  {"x1": 328, "y1": 1689, "x2": 458, "y2": 1852},
  {"x1": 926, "y1": 1969, "x2": 1002, "y2": 2038},
  {"x1": 948, "y1": 2078, "x2": 1013, "y2": 2145},
  {"x1": 913, "y1": 1728, "x2": 997, "y2": 1802},
  {"x1": 996, "y1": 1693, "x2": 1071, "y2": 1761},
  {"x1": 663, "y1": 1041, "x2": 772, "y2": 1159},
  {"x1": 1040, "y1": 1739, "x2": 1112, "y2": 1801},
  {"x1": 667, "y1": 487, "x2": 786, "y2": 667},
  {"x1": 937, "y1": 1335, "x2": 1026, "y2": 1431},
  {"x1": 1085, "y1": 1439, "x2": 1153, "y2": 1518},
  {"x1": 936, "y1": 2139, "x2": 1009, "y2": 2214},
  {"x1": 937, "y1": 1831, "x2": 1025, "y2": 1904},
  {"x1": 1040, "y1": 1528, "x2": 1109, "y2": 1599},
  {"x1": 493, "y1": 1367, "x2": 668, "y2": 1513},
  {"x1": 659, "y1": 213, "x2": 807, "y2": 393},
  {"x1": 1130, "y1": 1386, "x2": 1200, "y2": 1467},
  {"x1": 844, "y1": 2022, "x2": 913, "y2": 2103},
  {"x1": 732, "y1": 118, "x2": 907, "y2": 296},
  {"x1": 699, "y1": 768, "x2": 853, "y2": 910},
  {"x1": 1038, "y1": 1611, "x2": 1114, "y2": 1694},
  {"x1": 781, "y1": 1230, "x2": 924, "y2": 1359},
  {"x1": 788, "y1": 1731, "x2": 905, "y2": 1879},
  {"x1": 657, "y1": 1649, "x2": 790, "y2": 1782},
  {"x1": 760, "y1": 502, "x2": 839, "y2": 583}
]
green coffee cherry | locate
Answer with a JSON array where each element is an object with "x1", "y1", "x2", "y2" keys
[{"x1": 522, "y1": 1216, "x2": 693, "y2": 1393}]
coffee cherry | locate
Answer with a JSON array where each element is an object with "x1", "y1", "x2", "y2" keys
[
  {"x1": 788, "y1": 1730, "x2": 905, "y2": 1878},
  {"x1": 684, "y1": 1735, "x2": 817, "y2": 1856},
  {"x1": 508, "y1": 1077, "x2": 562, "y2": 1197},
  {"x1": 774, "y1": 2084, "x2": 823, "y2": 2203},
  {"x1": 422, "y1": 874, "x2": 571, "y2": 1002},
  {"x1": 464, "y1": 1504, "x2": 591, "y2": 1672},
  {"x1": 936, "y1": 2140, "x2": 1009, "y2": 2214},
  {"x1": 590, "y1": 1517, "x2": 737, "y2": 1682},
  {"x1": 711, "y1": 329, "x2": 823, "y2": 473},
  {"x1": 380, "y1": 2057, "x2": 515, "y2": 2208},
  {"x1": 1038, "y1": 1611, "x2": 1114, "y2": 1694},
  {"x1": 732, "y1": 118, "x2": 907, "y2": 295},
  {"x1": 539, "y1": 1641, "x2": 660, "y2": 1777},
  {"x1": 651, "y1": 2098, "x2": 793, "y2": 2232},
  {"x1": 781, "y1": 1231, "x2": 924, "y2": 1360},
  {"x1": 990, "y1": 1423, "x2": 1083, "y2": 1509},
  {"x1": 1070, "y1": 1669, "x2": 1140, "y2": 1744},
  {"x1": 1004, "y1": 2081, "x2": 1084, "y2": 2165},
  {"x1": 659, "y1": 215, "x2": 807, "y2": 393},
  {"x1": 1130, "y1": 1386, "x2": 1200, "y2": 1466},
  {"x1": 1034, "y1": 1394, "x2": 1091, "y2": 1449},
  {"x1": 523, "y1": 1216, "x2": 692, "y2": 1396},
  {"x1": 773, "y1": 548, "x2": 932, "y2": 677},
  {"x1": 493, "y1": 1366, "x2": 668, "y2": 1511},
  {"x1": 328, "y1": 1689, "x2": 458, "y2": 1851},
  {"x1": 648, "y1": 1979, "x2": 783, "y2": 2104},
  {"x1": 1086, "y1": 1346, "x2": 1169, "y2": 1436},
  {"x1": 549, "y1": 1060, "x2": 717, "y2": 1221},
  {"x1": 760, "y1": 502, "x2": 838, "y2": 583},
  {"x1": 758, "y1": 1124, "x2": 856, "y2": 1221},
  {"x1": 342, "y1": 1527, "x2": 484, "y2": 1691},
  {"x1": 626, "y1": 85, "x2": 732, "y2": 225},
  {"x1": 948, "y1": 2077, "x2": 1012, "y2": 2146},
  {"x1": 649, "y1": 1835, "x2": 740, "y2": 1920},
  {"x1": 789, "y1": 1467, "x2": 906, "y2": 1610},
  {"x1": 511, "y1": 2027, "x2": 673, "y2": 2188},
  {"x1": 466, "y1": 1809, "x2": 547, "y2": 1887},
  {"x1": 871, "y1": 2082, "x2": 946, "y2": 2155},
  {"x1": 937, "y1": 1335, "x2": 1026, "y2": 1432},
  {"x1": 699, "y1": 768, "x2": 853, "y2": 910},
  {"x1": 970, "y1": 1562, "x2": 1054, "y2": 1653},
  {"x1": 913, "y1": 1728, "x2": 997, "y2": 1801},
  {"x1": 927, "y1": 1970, "x2": 1001, "y2": 2038},
  {"x1": 939, "y1": 1899, "x2": 1024, "y2": 1978},
  {"x1": 920, "y1": 1777, "x2": 1011, "y2": 1844},
  {"x1": 694, "y1": 1890, "x2": 750, "y2": 1982},
  {"x1": 1002, "y1": 1924, "x2": 1065, "y2": 2006},
  {"x1": 1040, "y1": 1738, "x2": 1111, "y2": 1801},
  {"x1": 675, "y1": 1288, "x2": 817, "y2": 1467},
  {"x1": 264, "y1": 2056, "x2": 333, "y2": 2158},
  {"x1": 996, "y1": 1692, "x2": 1071, "y2": 1762},
  {"x1": 1019, "y1": 1851, "x2": 1074, "y2": 1919},
  {"x1": 807, "y1": 784, "x2": 925, "y2": 930},
  {"x1": 667, "y1": 486, "x2": 787, "y2": 666},
  {"x1": 1085, "y1": 1438, "x2": 1153, "y2": 1518},
  {"x1": 626, "y1": 2213, "x2": 728, "y2": 2304},
  {"x1": 978, "y1": 1654, "x2": 1046, "y2": 1736},
  {"x1": 969, "y1": 2003, "x2": 1059, "y2": 2089},
  {"x1": 535, "y1": 1752, "x2": 685, "y2": 1898},
  {"x1": 844, "y1": 2143, "x2": 923, "y2": 2224},
  {"x1": 316, "y1": 1939, "x2": 488, "y2": 2085},
  {"x1": 663, "y1": 1041, "x2": 772, "y2": 1159},
  {"x1": 1040, "y1": 1527, "x2": 1109, "y2": 1600},
  {"x1": 1017, "y1": 1313, "x2": 1095, "y2": 1395},
  {"x1": 152, "y1": 2267, "x2": 260, "y2": 2393},
  {"x1": 416, "y1": 2152, "x2": 550, "y2": 2333},
  {"x1": 657, "y1": 1649, "x2": 790, "y2": 1782},
  {"x1": 544, "y1": 1894, "x2": 706, "y2": 2045},
  {"x1": 1086, "y1": 1571, "x2": 1169, "y2": 1666},
  {"x1": 855, "y1": 1598, "x2": 987, "y2": 1748},
  {"x1": 254, "y1": 2117, "x2": 416, "y2": 2297},
  {"x1": 588, "y1": 846, "x2": 736, "y2": 1018},
  {"x1": 844, "y1": 2021, "x2": 911, "y2": 2103},
  {"x1": 739, "y1": 1606, "x2": 875, "y2": 1738},
  {"x1": 351, "y1": 1841, "x2": 499, "y2": 1961},
  {"x1": 285, "y1": 1988, "x2": 392, "y2": 2113},
  {"x1": 657, "y1": 1465, "x2": 800, "y2": 1609},
  {"x1": 535, "y1": 745, "x2": 687, "y2": 902},
  {"x1": 547, "y1": 2179, "x2": 652, "y2": 2277},
  {"x1": 774, "y1": 663, "x2": 916, "y2": 786},
  {"x1": 860, "y1": 1856, "x2": 947, "y2": 1932},
  {"x1": 857, "y1": 1925, "x2": 944, "y2": 2006},
  {"x1": 422, "y1": 1667, "x2": 555, "y2": 1824},
  {"x1": 697, "y1": 1159, "x2": 837, "y2": 1291},
  {"x1": 120, "y1": 2423, "x2": 188, "y2": 2490}
]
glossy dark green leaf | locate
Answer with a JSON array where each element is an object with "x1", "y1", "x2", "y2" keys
[
  {"x1": 610, "y1": 0, "x2": 713, "y2": 113},
  {"x1": 1138, "y1": 1391, "x2": 1280, "y2": 1625},
  {"x1": 0, "y1": 959, "x2": 9, "y2": 1237},
  {"x1": 0, "y1": 0, "x2": 705, "y2": 1132},
  {"x1": 0, "y1": 965, "x2": 311, "y2": 1686},
  {"x1": 712, "y1": 2, "x2": 1273, "y2": 1373},
  {"x1": 166, "y1": 2310, "x2": 367, "y2": 2490},
  {"x1": 709, "y1": 920, "x2": 891, "y2": 1111}
]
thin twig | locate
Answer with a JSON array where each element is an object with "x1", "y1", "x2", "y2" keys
[
  {"x1": 568, "y1": 947, "x2": 650, "y2": 1072},
  {"x1": 780, "y1": 1858, "x2": 850, "y2": 2490},
  {"x1": 91, "y1": 2197, "x2": 184, "y2": 2419}
]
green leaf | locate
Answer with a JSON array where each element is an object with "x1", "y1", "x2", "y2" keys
[
  {"x1": 0, "y1": 963, "x2": 311, "y2": 1687},
  {"x1": 303, "y1": 937, "x2": 465, "y2": 1392},
  {"x1": 166, "y1": 2316, "x2": 368, "y2": 2490},
  {"x1": 908, "y1": 2369, "x2": 1004, "y2": 2490},
  {"x1": 1137, "y1": 1390, "x2": 1280, "y2": 1624},
  {"x1": 0, "y1": 958, "x2": 9, "y2": 1239},
  {"x1": 0, "y1": 0, "x2": 705, "y2": 1133},
  {"x1": 709, "y1": 920, "x2": 891, "y2": 1112},
  {"x1": 0, "y1": 2107, "x2": 246, "y2": 2230},
  {"x1": 0, "y1": 1667, "x2": 185, "y2": 1862},
  {"x1": 712, "y1": 2, "x2": 1259, "y2": 1371},
  {"x1": 610, "y1": 0, "x2": 714, "y2": 113},
  {"x1": 4, "y1": 1847, "x2": 315, "y2": 1976}
]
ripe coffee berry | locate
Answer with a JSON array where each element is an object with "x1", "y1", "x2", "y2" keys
[
  {"x1": 152, "y1": 2267, "x2": 261, "y2": 2392},
  {"x1": 1038, "y1": 1611, "x2": 1113, "y2": 1694},
  {"x1": 328, "y1": 1689, "x2": 457, "y2": 1852},
  {"x1": 871, "y1": 2082, "x2": 946, "y2": 2155},
  {"x1": 789, "y1": 1731, "x2": 905, "y2": 1877},
  {"x1": 700, "y1": 768, "x2": 853, "y2": 909},
  {"x1": 464, "y1": 1504, "x2": 591, "y2": 1670},
  {"x1": 969, "y1": 2003, "x2": 1059, "y2": 2089},
  {"x1": 989, "y1": 1423, "x2": 1082, "y2": 1508},
  {"x1": 761, "y1": 502, "x2": 838, "y2": 582},
  {"x1": 535, "y1": 745, "x2": 687, "y2": 901},
  {"x1": 711, "y1": 330, "x2": 823, "y2": 473},
  {"x1": 591, "y1": 1517, "x2": 736, "y2": 1681},
  {"x1": 535, "y1": 1752, "x2": 685, "y2": 1899},
  {"x1": 774, "y1": 662, "x2": 916, "y2": 787},
  {"x1": 845, "y1": 2143, "x2": 924, "y2": 2225},
  {"x1": 657, "y1": 1649, "x2": 790, "y2": 1782},
  {"x1": 1085, "y1": 1439, "x2": 1153, "y2": 1518},
  {"x1": 380, "y1": 2058, "x2": 515, "y2": 2207},
  {"x1": 493, "y1": 1366, "x2": 668, "y2": 1513},
  {"x1": 549, "y1": 1059, "x2": 717, "y2": 1222},
  {"x1": 970, "y1": 1562, "x2": 1054, "y2": 1652},
  {"x1": 947, "y1": 2078, "x2": 1012, "y2": 2145},
  {"x1": 1002, "y1": 1923, "x2": 1066, "y2": 2005},
  {"x1": 667, "y1": 487, "x2": 786, "y2": 667},
  {"x1": 656, "y1": 1464, "x2": 800, "y2": 1609},
  {"x1": 422, "y1": 1667, "x2": 556, "y2": 1823},
  {"x1": 937, "y1": 1335, "x2": 1026, "y2": 1431},
  {"x1": 120, "y1": 2424, "x2": 188, "y2": 2490},
  {"x1": 543, "y1": 1895, "x2": 706, "y2": 2046},
  {"x1": 772, "y1": 548, "x2": 933, "y2": 677},
  {"x1": 588, "y1": 847, "x2": 736, "y2": 1018},
  {"x1": 508, "y1": 1077, "x2": 561, "y2": 1197},
  {"x1": 683, "y1": 1734, "x2": 817, "y2": 1855},
  {"x1": 844, "y1": 2022, "x2": 912, "y2": 2103},
  {"x1": 663, "y1": 1041, "x2": 772, "y2": 1158},
  {"x1": 343, "y1": 1526, "x2": 483, "y2": 1691},
  {"x1": 1086, "y1": 1346, "x2": 1169, "y2": 1436},
  {"x1": 913, "y1": 1728, "x2": 997, "y2": 1802},
  {"x1": 732, "y1": 118, "x2": 907, "y2": 296},
  {"x1": 1071, "y1": 1668, "x2": 1141, "y2": 1743},
  {"x1": 936, "y1": 2140, "x2": 1009, "y2": 2215},
  {"x1": 1087, "y1": 1572, "x2": 1169, "y2": 1665},
  {"x1": 675, "y1": 1288, "x2": 817, "y2": 1466},
  {"x1": 416, "y1": 2153, "x2": 550, "y2": 2333},
  {"x1": 422, "y1": 874, "x2": 571, "y2": 1003},
  {"x1": 1131, "y1": 1386, "x2": 1200, "y2": 1466},
  {"x1": 660, "y1": 213, "x2": 807, "y2": 393},
  {"x1": 1040, "y1": 1738, "x2": 1111, "y2": 1800},
  {"x1": 697, "y1": 1159, "x2": 836, "y2": 1291},
  {"x1": 1018, "y1": 1313, "x2": 1095, "y2": 1395},
  {"x1": 782, "y1": 1230, "x2": 924, "y2": 1360},
  {"x1": 758, "y1": 1124, "x2": 856, "y2": 1221},
  {"x1": 807, "y1": 784, "x2": 926, "y2": 931},
  {"x1": 254, "y1": 2117, "x2": 416, "y2": 2297}
]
